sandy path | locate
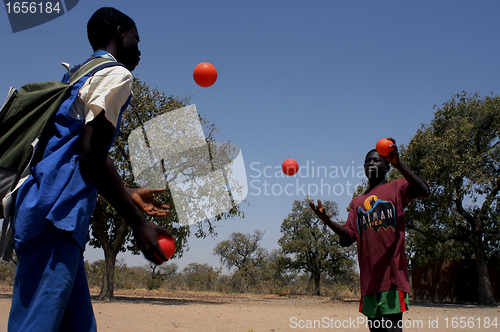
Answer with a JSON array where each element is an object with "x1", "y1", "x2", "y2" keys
[{"x1": 0, "y1": 288, "x2": 498, "y2": 331}]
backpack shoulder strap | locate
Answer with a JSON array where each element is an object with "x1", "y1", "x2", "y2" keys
[{"x1": 68, "y1": 58, "x2": 127, "y2": 85}]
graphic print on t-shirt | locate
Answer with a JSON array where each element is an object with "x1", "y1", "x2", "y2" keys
[{"x1": 356, "y1": 195, "x2": 396, "y2": 237}]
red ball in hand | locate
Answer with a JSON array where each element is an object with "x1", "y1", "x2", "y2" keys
[
  {"x1": 376, "y1": 138, "x2": 395, "y2": 157},
  {"x1": 154, "y1": 235, "x2": 176, "y2": 263}
]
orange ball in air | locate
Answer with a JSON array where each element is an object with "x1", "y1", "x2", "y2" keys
[
  {"x1": 376, "y1": 138, "x2": 394, "y2": 157},
  {"x1": 193, "y1": 62, "x2": 218, "y2": 87},
  {"x1": 282, "y1": 159, "x2": 299, "y2": 176}
]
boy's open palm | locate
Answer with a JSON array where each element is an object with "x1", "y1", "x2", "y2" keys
[
  {"x1": 309, "y1": 199, "x2": 330, "y2": 221},
  {"x1": 127, "y1": 188, "x2": 170, "y2": 217}
]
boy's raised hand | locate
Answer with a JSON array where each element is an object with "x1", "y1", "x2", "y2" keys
[
  {"x1": 383, "y1": 137, "x2": 400, "y2": 166},
  {"x1": 309, "y1": 199, "x2": 330, "y2": 221},
  {"x1": 126, "y1": 188, "x2": 170, "y2": 217},
  {"x1": 310, "y1": 200, "x2": 353, "y2": 245}
]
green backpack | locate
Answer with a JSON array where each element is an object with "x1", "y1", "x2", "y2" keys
[{"x1": 0, "y1": 57, "x2": 122, "y2": 260}]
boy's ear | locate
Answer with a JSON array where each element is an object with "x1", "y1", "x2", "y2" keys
[{"x1": 115, "y1": 26, "x2": 124, "y2": 41}]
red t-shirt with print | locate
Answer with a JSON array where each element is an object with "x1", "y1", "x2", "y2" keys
[{"x1": 343, "y1": 178, "x2": 414, "y2": 296}]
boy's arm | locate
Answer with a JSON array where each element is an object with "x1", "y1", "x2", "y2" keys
[
  {"x1": 385, "y1": 138, "x2": 430, "y2": 198},
  {"x1": 309, "y1": 200, "x2": 353, "y2": 246},
  {"x1": 80, "y1": 113, "x2": 173, "y2": 263}
]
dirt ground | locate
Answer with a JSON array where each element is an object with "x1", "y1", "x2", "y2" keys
[{"x1": 0, "y1": 287, "x2": 498, "y2": 332}]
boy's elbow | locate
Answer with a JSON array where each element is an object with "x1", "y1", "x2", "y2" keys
[
  {"x1": 79, "y1": 153, "x2": 107, "y2": 183},
  {"x1": 409, "y1": 180, "x2": 431, "y2": 199},
  {"x1": 79, "y1": 156, "x2": 97, "y2": 182},
  {"x1": 417, "y1": 182, "x2": 431, "y2": 198},
  {"x1": 339, "y1": 238, "x2": 353, "y2": 247}
]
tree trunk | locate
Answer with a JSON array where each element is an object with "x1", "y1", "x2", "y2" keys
[
  {"x1": 98, "y1": 251, "x2": 116, "y2": 301},
  {"x1": 474, "y1": 179, "x2": 500, "y2": 306},
  {"x1": 97, "y1": 218, "x2": 129, "y2": 301},
  {"x1": 474, "y1": 232, "x2": 497, "y2": 306},
  {"x1": 454, "y1": 188, "x2": 497, "y2": 306},
  {"x1": 313, "y1": 273, "x2": 321, "y2": 296},
  {"x1": 92, "y1": 200, "x2": 130, "y2": 301}
]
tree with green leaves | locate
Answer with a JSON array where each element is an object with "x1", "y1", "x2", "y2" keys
[
  {"x1": 279, "y1": 198, "x2": 356, "y2": 296},
  {"x1": 182, "y1": 262, "x2": 220, "y2": 291},
  {"x1": 89, "y1": 77, "x2": 243, "y2": 300},
  {"x1": 213, "y1": 230, "x2": 267, "y2": 292},
  {"x1": 403, "y1": 92, "x2": 500, "y2": 305},
  {"x1": 213, "y1": 230, "x2": 267, "y2": 271},
  {"x1": 261, "y1": 249, "x2": 295, "y2": 295},
  {"x1": 146, "y1": 262, "x2": 178, "y2": 290}
]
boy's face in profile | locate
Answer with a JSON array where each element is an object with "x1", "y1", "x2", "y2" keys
[
  {"x1": 364, "y1": 151, "x2": 389, "y2": 179},
  {"x1": 117, "y1": 26, "x2": 141, "y2": 71}
]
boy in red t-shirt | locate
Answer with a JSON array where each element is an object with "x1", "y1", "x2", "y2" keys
[{"x1": 310, "y1": 138, "x2": 429, "y2": 332}]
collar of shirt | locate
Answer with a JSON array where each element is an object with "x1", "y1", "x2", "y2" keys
[{"x1": 91, "y1": 50, "x2": 117, "y2": 61}]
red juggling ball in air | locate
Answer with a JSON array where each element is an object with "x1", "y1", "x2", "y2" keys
[
  {"x1": 282, "y1": 159, "x2": 299, "y2": 176},
  {"x1": 193, "y1": 62, "x2": 218, "y2": 87}
]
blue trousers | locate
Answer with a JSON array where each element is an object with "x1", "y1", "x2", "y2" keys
[{"x1": 8, "y1": 228, "x2": 96, "y2": 332}]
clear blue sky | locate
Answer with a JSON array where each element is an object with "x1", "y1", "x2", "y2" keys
[{"x1": 2, "y1": 1, "x2": 500, "y2": 272}]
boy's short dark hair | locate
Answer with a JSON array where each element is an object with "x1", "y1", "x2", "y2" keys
[
  {"x1": 366, "y1": 149, "x2": 379, "y2": 159},
  {"x1": 87, "y1": 7, "x2": 136, "y2": 51},
  {"x1": 365, "y1": 149, "x2": 390, "y2": 166}
]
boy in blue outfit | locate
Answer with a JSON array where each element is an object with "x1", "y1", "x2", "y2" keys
[{"x1": 8, "y1": 7, "x2": 173, "y2": 332}]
